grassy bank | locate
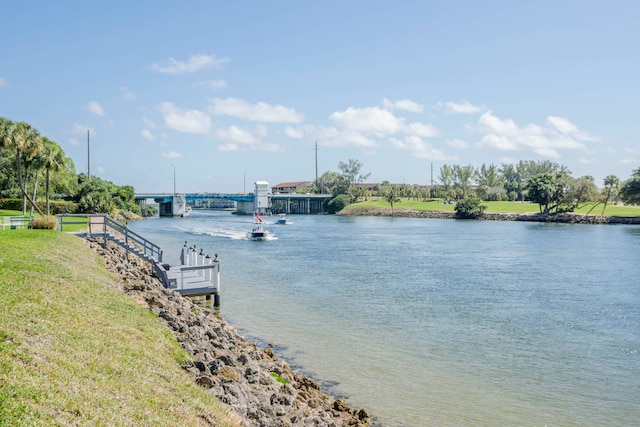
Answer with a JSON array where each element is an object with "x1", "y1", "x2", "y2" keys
[
  {"x1": 1, "y1": 211, "x2": 91, "y2": 233},
  {"x1": 342, "y1": 198, "x2": 640, "y2": 216},
  {"x1": 0, "y1": 231, "x2": 239, "y2": 426}
]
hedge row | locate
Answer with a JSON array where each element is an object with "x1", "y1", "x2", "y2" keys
[{"x1": 0, "y1": 198, "x2": 79, "y2": 214}]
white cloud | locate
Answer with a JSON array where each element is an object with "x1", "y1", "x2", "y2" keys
[
  {"x1": 441, "y1": 100, "x2": 485, "y2": 114},
  {"x1": 209, "y1": 98, "x2": 304, "y2": 123},
  {"x1": 284, "y1": 126, "x2": 304, "y2": 139},
  {"x1": 215, "y1": 125, "x2": 260, "y2": 145},
  {"x1": 97, "y1": 166, "x2": 105, "y2": 174},
  {"x1": 547, "y1": 116, "x2": 599, "y2": 141},
  {"x1": 447, "y1": 138, "x2": 469, "y2": 148},
  {"x1": 309, "y1": 126, "x2": 377, "y2": 148},
  {"x1": 68, "y1": 138, "x2": 79, "y2": 146},
  {"x1": 475, "y1": 111, "x2": 597, "y2": 158},
  {"x1": 161, "y1": 151, "x2": 183, "y2": 159},
  {"x1": 390, "y1": 136, "x2": 456, "y2": 160},
  {"x1": 194, "y1": 80, "x2": 227, "y2": 90},
  {"x1": 620, "y1": 157, "x2": 637, "y2": 164},
  {"x1": 382, "y1": 98, "x2": 424, "y2": 113},
  {"x1": 120, "y1": 86, "x2": 136, "y2": 101},
  {"x1": 0, "y1": 77, "x2": 6, "y2": 88},
  {"x1": 478, "y1": 134, "x2": 519, "y2": 151},
  {"x1": 214, "y1": 124, "x2": 280, "y2": 152},
  {"x1": 87, "y1": 101, "x2": 105, "y2": 116},
  {"x1": 402, "y1": 122, "x2": 439, "y2": 138},
  {"x1": 159, "y1": 102, "x2": 211, "y2": 134},
  {"x1": 151, "y1": 54, "x2": 229, "y2": 74},
  {"x1": 140, "y1": 129, "x2": 155, "y2": 141},
  {"x1": 330, "y1": 107, "x2": 400, "y2": 136},
  {"x1": 578, "y1": 158, "x2": 593, "y2": 164}
]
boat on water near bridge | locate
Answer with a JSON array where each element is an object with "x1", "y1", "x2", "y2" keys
[{"x1": 247, "y1": 213, "x2": 271, "y2": 240}]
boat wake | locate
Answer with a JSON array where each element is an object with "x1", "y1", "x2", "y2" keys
[
  {"x1": 177, "y1": 225, "x2": 248, "y2": 240},
  {"x1": 246, "y1": 234, "x2": 278, "y2": 241}
]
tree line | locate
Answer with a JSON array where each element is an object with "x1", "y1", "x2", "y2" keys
[
  {"x1": 309, "y1": 158, "x2": 640, "y2": 215},
  {"x1": 0, "y1": 117, "x2": 147, "y2": 218}
]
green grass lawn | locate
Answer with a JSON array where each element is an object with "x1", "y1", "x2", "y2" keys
[
  {"x1": 1, "y1": 210, "x2": 90, "y2": 232},
  {"x1": 344, "y1": 198, "x2": 640, "y2": 216},
  {"x1": 0, "y1": 231, "x2": 239, "y2": 426},
  {"x1": 0, "y1": 209, "x2": 25, "y2": 217}
]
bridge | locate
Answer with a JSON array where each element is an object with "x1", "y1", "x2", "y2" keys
[{"x1": 136, "y1": 181, "x2": 331, "y2": 217}]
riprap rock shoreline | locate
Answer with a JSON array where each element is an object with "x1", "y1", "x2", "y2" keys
[{"x1": 86, "y1": 237, "x2": 372, "y2": 427}]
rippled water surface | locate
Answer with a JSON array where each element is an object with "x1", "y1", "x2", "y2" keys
[{"x1": 130, "y1": 211, "x2": 640, "y2": 426}]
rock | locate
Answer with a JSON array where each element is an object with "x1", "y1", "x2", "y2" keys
[{"x1": 86, "y1": 237, "x2": 373, "y2": 427}]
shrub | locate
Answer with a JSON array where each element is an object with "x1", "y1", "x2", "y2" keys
[
  {"x1": 326, "y1": 194, "x2": 349, "y2": 214},
  {"x1": 454, "y1": 197, "x2": 487, "y2": 219},
  {"x1": 31, "y1": 215, "x2": 58, "y2": 230},
  {"x1": 0, "y1": 198, "x2": 78, "y2": 214},
  {"x1": 0, "y1": 198, "x2": 23, "y2": 211}
]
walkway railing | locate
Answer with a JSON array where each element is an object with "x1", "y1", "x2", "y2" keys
[
  {"x1": 57, "y1": 214, "x2": 163, "y2": 263},
  {"x1": 57, "y1": 214, "x2": 221, "y2": 308}
]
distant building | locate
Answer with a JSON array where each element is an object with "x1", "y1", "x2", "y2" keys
[{"x1": 271, "y1": 181, "x2": 313, "y2": 194}]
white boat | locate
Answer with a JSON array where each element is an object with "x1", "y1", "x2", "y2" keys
[
  {"x1": 247, "y1": 213, "x2": 271, "y2": 240},
  {"x1": 181, "y1": 206, "x2": 192, "y2": 217},
  {"x1": 276, "y1": 213, "x2": 290, "y2": 224}
]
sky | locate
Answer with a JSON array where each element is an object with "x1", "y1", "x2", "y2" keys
[{"x1": 1, "y1": 1, "x2": 639, "y2": 194}]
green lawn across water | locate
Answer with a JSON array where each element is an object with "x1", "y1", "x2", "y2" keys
[{"x1": 344, "y1": 198, "x2": 640, "y2": 216}]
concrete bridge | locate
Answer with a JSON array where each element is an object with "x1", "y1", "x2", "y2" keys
[{"x1": 135, "y1": 181, "x2": 331, "y2": 217}]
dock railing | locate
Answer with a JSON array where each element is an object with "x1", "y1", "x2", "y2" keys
[
  {"x1": 57, "y1": 215, "x2": 221, "y2": 308},
  {"x1": 163, "y1": 242, "x2": 221, "y2": 307},
  {"x1": 1, "y1": 215, "x2": 34, "y2": 230},
  {"x1": 57, "y1": 214, "x2": 163, "y2": 263}
]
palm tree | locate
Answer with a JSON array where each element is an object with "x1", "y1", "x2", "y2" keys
[
  {"x1": 0, "y1": 117, "x2": 13, "y2": 159},
  {"x1": 6, "y1": 121, "x2": 44, "y2": 215},
  {"x1": 385, "y1": 187, "x2": 400, "y2": 217},
  {"x1": 40, "y1": 139, "x2": 66, "y2": 215},
  {"x1": 453, "y1": 164, "x2": 476, "y2": 199},
  {"x1": 601, "y1": 175, "x2": 620, "y2": 216}
]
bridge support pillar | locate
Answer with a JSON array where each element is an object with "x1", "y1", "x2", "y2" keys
[{"x1": 236, "y1": 201, "x2": 254, "y2": 215}]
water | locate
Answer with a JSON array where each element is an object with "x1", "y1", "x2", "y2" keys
[{"x1": 129, "y1": 211, "x2": 640, "y2": 426}]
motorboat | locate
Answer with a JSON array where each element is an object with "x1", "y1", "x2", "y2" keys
[
  {"x1": 276, "y1": 213, "x2": 290, "y2": 224},
  {"x1": 247, "y1": 213, "x2": 271, "y2": 240}
]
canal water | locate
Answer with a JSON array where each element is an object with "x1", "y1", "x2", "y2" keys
[{"x1": 129, "y1": 210, "x2": 640, "y2": 426}]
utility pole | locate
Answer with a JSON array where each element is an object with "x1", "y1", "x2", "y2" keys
[
  {"x1": 87, "y1": 130, "x2": 91, "y2": 180},
  {"x1": 244, "y1": 169, "x2": 248, "y2": 194},
  {"x1": 431, "y1": 162, "x2": 433, "y2": 187},
  {"x1": 315, "y1": 141, "x2": 318, "y2": 190},
  {"x1": 430, "y1": 162, "x2": 434, "y2": 197},
  {"x1": 171, "y1": 164, "x2": 176, "y2": 195}
]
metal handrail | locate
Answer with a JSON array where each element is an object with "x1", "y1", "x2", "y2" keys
[{"x1": 57, "y1": 213, "x2": 163, "y2": 262}]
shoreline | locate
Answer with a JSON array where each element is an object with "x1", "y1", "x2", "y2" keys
[
  {"x1": 86, "y1": 237, "x2": 373, "y2": 427},
  {"x1": 338, "y1": 207, "x2": 640, "y2": 224}
]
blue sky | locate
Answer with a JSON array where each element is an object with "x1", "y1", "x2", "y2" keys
[{"x1": 1, "y1": 1, "x2": 639, "y2": 193}]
